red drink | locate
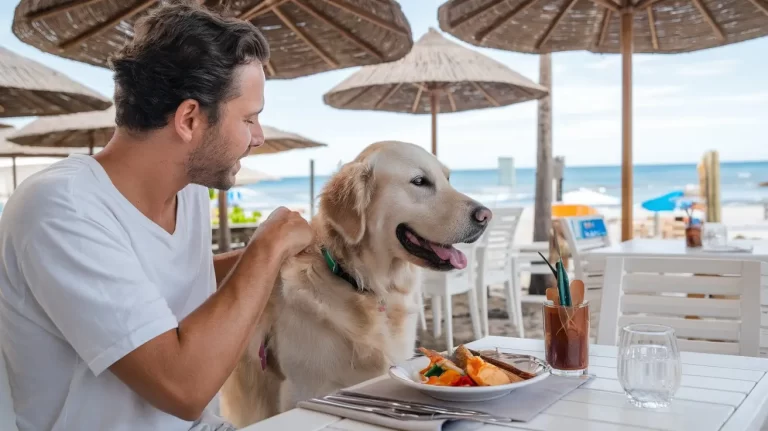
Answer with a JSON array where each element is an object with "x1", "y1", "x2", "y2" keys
[{"x1": 542, "y1": 301, "x2": 590, "y2": 376}]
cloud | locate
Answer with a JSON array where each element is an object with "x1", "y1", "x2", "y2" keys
[
  {"x1": 553, "y1": 84, "x2": 685, "y2": 115},
  {"x1": 676, "y1": 59, "x2": 740, "y2": 77},
  {"x1": 702, "y1": 92, "x2": 768, "y2": 104},
  {"x1": 584, "y1": 55, "x2": 659, "y2": 70}
]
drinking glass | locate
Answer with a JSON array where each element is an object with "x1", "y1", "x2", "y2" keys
[
  {"x1": 702, "y1": 222, "x2": 728, "y2": 248},
  {"x1": 542, "y1": 301, "x2": 590, "y2": 377},
  {"x1": 618, "y1": 324, "x2": 682, "y2": 409}
]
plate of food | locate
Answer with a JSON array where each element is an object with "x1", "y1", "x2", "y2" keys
[{"x1": 388, "y1": 344, "x2": 551, "y2": 402}]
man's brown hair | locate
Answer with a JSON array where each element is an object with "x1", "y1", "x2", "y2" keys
[{"x1": 109, "y1": 1, "x2": 270, "y2": 132}]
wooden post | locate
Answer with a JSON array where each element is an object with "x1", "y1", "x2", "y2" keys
[
  {"x1": 11, "y1": 157, "x2": 17, "y2": 189},
  {"x1": 620, "y1": 6, "x2": 634, "y2": 241},
  {"x1": 430, "y1": 90, "x2": 438, "y2": 156},
  {"x1": 530, "y1": 53, "x2": 553, "y2": 295},
  {"x1": 309, "y1": 159, "x2": 315, "y2": 217},
  {"x1": 218, "y1": 191, "x2": 231, "y2": 252}
]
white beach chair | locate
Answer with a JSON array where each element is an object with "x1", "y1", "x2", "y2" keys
[
  {"x1": 597, "y1": 256, "x2": 765, "y2": 357},
  {"x1": 560, "y1": 214, "x2": 611, "y2": 338},
  {"x1": 474, "y1": 207, "x2": 525, "y2": 338}
]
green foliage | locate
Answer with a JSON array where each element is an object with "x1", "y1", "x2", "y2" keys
[{"x1": 211, "y1": 206, "x2": 262, "y2": 226}]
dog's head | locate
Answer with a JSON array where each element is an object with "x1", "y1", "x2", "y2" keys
[{"x1": 317, "y1": 141, "x2": 491, "y2": 271}]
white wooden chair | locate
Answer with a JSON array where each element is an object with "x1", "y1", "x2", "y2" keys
[
  {"x1": 474, "y1": 207, "x2": 524, "y2": 338},
  {"x1": 597, "y1": 256, "x2": 765, "y2": 357},
  {"x1": 0, "y1": 346, "x2": 19, "y2": 431},
  {"x1": 420, "y1": 242, "x2": 483, "y2": 352},
  {"x1": 560, "y1": 214, "x2": 611, "y2": 337}
]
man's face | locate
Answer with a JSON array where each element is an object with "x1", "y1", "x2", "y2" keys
[{"x1": 186, "y1": 62, "x2": 266, "y2": 190}]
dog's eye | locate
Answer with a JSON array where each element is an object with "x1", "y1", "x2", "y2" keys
[{"x1": 411, "y1": 176, "x2": 428, "y2": 186}]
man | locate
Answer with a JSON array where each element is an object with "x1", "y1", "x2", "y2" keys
[{"x1": 0, "y1": 3, "x2": 313, "y2": 430}]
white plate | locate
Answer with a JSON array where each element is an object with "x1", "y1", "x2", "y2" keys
[{"x1": 388, "y1": 349, "x2": 551, "y2": 402}]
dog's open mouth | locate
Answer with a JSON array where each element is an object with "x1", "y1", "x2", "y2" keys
[{"x1": 396, "y1": 224, "x2": 468, "y2": 271}]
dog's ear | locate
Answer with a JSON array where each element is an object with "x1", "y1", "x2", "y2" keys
[{"x1": 320, "y1": 162, "x2": 372, "y2": 245}]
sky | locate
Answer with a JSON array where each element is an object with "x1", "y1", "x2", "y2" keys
[{"x1": 1, "y1": 1, "x2": 767, "y2": 177}]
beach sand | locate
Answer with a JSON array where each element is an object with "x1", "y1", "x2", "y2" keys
[{"x1": 416, "y1": 292, "x2": 543, "y2": 351}]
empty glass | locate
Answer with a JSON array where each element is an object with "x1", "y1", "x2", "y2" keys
[
  {"x1": 702, "y1": 222, "x2": 728, "y2": 248},
  {"x1": 617, "y1": 324, "x2": 682, "y2": 409}
]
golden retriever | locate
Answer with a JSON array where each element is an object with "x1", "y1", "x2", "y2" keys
[{"x1": 219, "y1": 140, "x2": 492, "y2": 427}]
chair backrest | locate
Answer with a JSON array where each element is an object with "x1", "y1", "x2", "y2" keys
[
  {"x1": 597, "y1": 256, "x2": 765, "y2": 357},
  {"x1": 560, "y1": 215, "x2": 611, "y2": 280},
  {"x1": 477, "y1": 207, "x2": 524, "y2": 273},
  {"x1": 0, "y1": 346, "x2": 19, "y2": 431}
]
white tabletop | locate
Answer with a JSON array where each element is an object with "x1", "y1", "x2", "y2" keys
[
  {"x1": 241, "y1": 336, "x2": 768, "y2": 431},
  {"x1": 586, "y1": 239, "x2": 768, "y2": 261}
]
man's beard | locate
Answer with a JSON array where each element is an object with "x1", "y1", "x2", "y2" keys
[{"x1": 186, "y1": 125, "x2": 243, "y2": 190}]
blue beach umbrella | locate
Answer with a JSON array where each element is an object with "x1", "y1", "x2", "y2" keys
[
  {"x1": 641, "y1": 190, "x2": 686, "y2": 212},
  {"x1": 641, "y1": 190, "x2": 695, "y2": 236}
]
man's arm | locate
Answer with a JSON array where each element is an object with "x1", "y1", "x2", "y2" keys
[
  {"x1": 22, "y1": 207, "x2": 311, "y2": 422},
  {"x1": 108, "y1": 208, "x2": 311, "y2": 420},
  {"x1": 110, "y1": 239, "x2": 282, "y2": 420},
  {"x1": 213, "y1": 249, "x2": 244, "y2": 286}
]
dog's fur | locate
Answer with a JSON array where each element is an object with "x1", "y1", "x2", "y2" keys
[{"x1": 219, "y1": 141, "x2": 490, "y2": 428}]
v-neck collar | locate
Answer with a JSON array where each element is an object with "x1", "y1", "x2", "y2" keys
[{"x1": 74, "y1": 154, "x2": 186, "y2": 242}]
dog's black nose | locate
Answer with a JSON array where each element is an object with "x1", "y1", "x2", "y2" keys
[{"x1": 472, "y1": 206, "x2": 492, "y2": 226}]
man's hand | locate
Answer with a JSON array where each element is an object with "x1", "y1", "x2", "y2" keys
[
  {"x1": 109, "y1": 208, "x2": 312, "y2": 421},
  {"x1": 253, "y1": 207, "x2": 314, "y2": 261}
]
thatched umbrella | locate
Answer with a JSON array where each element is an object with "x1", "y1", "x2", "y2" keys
[
  {"x1": 6, "y1": 106, "x2": 114, "y2": 155},
  {"x1": 7, "y1": 107, "x2": 326, "y2": 251},
  {"x1": 0, "y1": 46, "x2": 111, "y2": 118},
  {"x1": 11, "y1": 0, "x2": 413, "y2": 80},
  {"x1": 437, "y1": 0, "x2": 768, "y2": 240},
  {"x1": 0, "y1": 127, "x2": 88, "y2": 190},
  {"x1": 323, "y1": 28, "x2": 548, "y2": 155},
  {"x1": 235, "y1": 166, "x2": 280, "y2": 186},
  {"x1": 8, "y1": 107, "x2": 325, "y2": 156}
]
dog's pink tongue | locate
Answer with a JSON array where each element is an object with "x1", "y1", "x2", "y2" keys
[{"x1": 429, "y1": 244, "x2": 467, "y2": 269}]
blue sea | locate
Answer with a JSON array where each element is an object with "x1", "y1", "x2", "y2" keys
[{"x1": 235, "y1": 161, "x2": 768, "y2": 212}]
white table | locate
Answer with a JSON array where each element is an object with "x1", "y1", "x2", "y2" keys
[
  {"x1": 586, "y1": 239, "x2": 768, "y2": 262},
  {"x1": 242, "y1": 336, "x2": 768, "y2": 431}
]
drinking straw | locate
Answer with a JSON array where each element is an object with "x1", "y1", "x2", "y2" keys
[{"x1": 552, "y1": 233, "x2": 572, "y2": 306}]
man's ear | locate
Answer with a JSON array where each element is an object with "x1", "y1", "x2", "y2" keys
[{"x1": 319, "y1": 162, "x2": 372, "y2": 245}]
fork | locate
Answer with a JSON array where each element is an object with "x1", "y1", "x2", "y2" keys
[
  {"x1": 309, "y1": 396, "x2": 516, "y2": 426},
  {"x1": 335, "y1": 391, "x2": 504, "y2": 417}
]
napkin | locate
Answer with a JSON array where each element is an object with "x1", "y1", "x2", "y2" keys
[{"x1": 298, "y1": 374, "x2": 592, "y2": 431}]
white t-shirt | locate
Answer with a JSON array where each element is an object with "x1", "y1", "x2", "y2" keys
[{"x1": 0, "y1": 154, "x2": 217, "y2": 431}]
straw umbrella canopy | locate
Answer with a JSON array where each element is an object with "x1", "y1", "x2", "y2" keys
[
  {"x1": 235, "y1": 166, "x2": 280, "y2": 186},
  {"x1": 8, "y1": 107, "x2": 326, "y2": 156},
  {"x1": 0, "y1": 127, "x2": 89, "y2": 190},
  {"x1": 437, "y1": 0, "x2": 768, "y2": 240},
  {"x1": 323, "y1": 28, "x2": 548, "y2": 155},
  {"x1": 6, "y1": 106, "x2": 114, "y2": 155},
  {"x1": 254, "y1": 125, "x2": 328, "y2": 154},
  {"x1": 11, "y1": 0, "x2": 413, "y2": 80},
  {"x1": 0, "y1": 46, "x2": 111, "y2": 118}
]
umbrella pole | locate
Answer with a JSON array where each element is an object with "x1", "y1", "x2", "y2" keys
[
  {"x1": 620, "y1": 8, "x2": 634, "y2": 241},
  {"x1": 218, "y1": 191, "x2": 231, "y2": 252},
  {"x1": 430, "y1": 91, "x2": 438, "y2": 156},
  {"x1": 310, "y1": 159, "x2": 315, "y2": 218},
  {"x1": 12, "y1": 157, "x2": 17, "y2": 190}
]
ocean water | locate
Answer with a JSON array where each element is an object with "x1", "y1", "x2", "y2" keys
[{"x1": 235, "y1": 161, "x2": 768, "y2": 212}]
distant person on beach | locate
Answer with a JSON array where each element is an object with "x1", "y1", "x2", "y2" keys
[{"x1": 0, "y1": 3, "x2": 311, "y2": 431}]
